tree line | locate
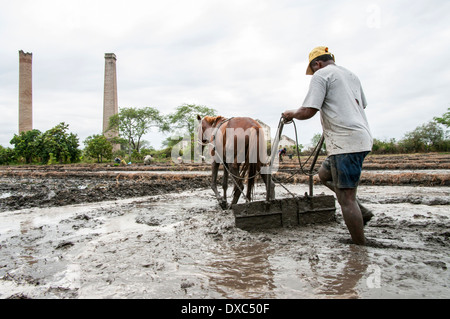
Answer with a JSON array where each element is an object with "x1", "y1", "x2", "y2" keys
[
  {"x1": 371, "y1": 108, "x2": 449, "y2": 154},
  {"x1": 0, "y1": 106, "x2": 448, "y2": 165},
  {"x1": 3, "y1": 122, "x2": 81, "y2": 165},
  {"x1": 0, "y1": 104, "x2": 216, "y2": 165},
  {"x1": 271, "y1": 108, "x2": 449, "y2": 157}
]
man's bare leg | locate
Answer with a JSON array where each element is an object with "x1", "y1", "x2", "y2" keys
[
  {"x1": 318, "y1": 165, "x2": 366, "y2": 245},
  {"x1": 335, "y1": 187, "x2": 366, "y2": 245},
  {"x1": 319, "y1": 166, "x2": 373, "y2": 225}
]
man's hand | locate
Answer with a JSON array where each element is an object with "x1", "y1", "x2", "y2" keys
[
  {"x1": 282, "y1": 107, "x2": 318, "y2": 122},
  {"x1": 281, "y1": 110, "x2": 295, "y2": 123}
]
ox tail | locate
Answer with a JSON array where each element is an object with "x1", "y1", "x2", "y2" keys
[
  {"x1": 245, "y1": 162, "x2": 258, "y2": 201},
  {"x1": 244, "y1": 127, "x2": 261, "y2": 201}
]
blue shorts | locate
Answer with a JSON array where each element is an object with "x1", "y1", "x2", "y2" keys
[{"x1": 321, "y1": 151, "x2": 369, "y2": 189}]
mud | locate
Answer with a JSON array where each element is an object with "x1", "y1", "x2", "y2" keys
[
  {"x1": 0, "y1": 177, "x2": 449, "y2": 298},
  {"x1": 1, "y1": 159, "x2": 449, "y2": 213},
  {"x1": 0, "y1": 175, "x2": 210, "y2": 212},
  {"x1": 0, "y1": 155, "x2": 449, "y2": 299}
]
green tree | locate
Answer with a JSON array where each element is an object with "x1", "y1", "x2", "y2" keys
[
  {"x1": 0, "y1": 146, "x2": 15, "y2": 165},
  {"x1": 166, "y1": 104, "x2": 217, "y2": 158},
  {"x1": 434, "y1": 107, "x2": 450, "y2": 128},
  {"x1": 38, "y1": 122, "x2": 81, "y2": 164},
  {"x1": 10, "y1": 129, "x2": 42, "y2": 163},
  {"x1": 372, "y1": 138, "x2": 398, "y2": 154},
  {"x1": 84, "y1": 134, "x2": 113, "y2": 163},
  {"x1": 400, "y1": 121, "x2": 446, "y2": 153},
  {"x1": 310, "y1": 133, "x2": 326, "y2": 154},
  {"x1": 168, "y1": 103, "x2": 217, "y2": 137},
  {"x1": 108, "y1": 107, "x2": 167, "y2": 158}
]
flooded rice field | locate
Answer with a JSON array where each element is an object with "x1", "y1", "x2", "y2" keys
[{"x1": 0, "y1": 167, "x2": 449, "y2": 299}]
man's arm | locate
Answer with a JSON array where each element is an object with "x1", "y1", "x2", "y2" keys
[{"x1": 282, "y1": 107, "x2": 318, "y2": 122}]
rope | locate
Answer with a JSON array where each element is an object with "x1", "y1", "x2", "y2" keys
[
  {"x1": 266, "y1": 116, "x2": 325, "y2": 200},
  {"x1": 198, "y1": 117, "x2": 251, "y2": 202},
  {"x1": 269, "y1": 117, "x2": 323, "y2": 175},
  {"x1": 198, "y1": 115, "x2": 325, "y2": 203},
  {"x1": 290, "y1": 119, "x2": 323, "y2": 177},
  {"x1": 199, "y1": 117, "x2": 263, "y2": 181}
]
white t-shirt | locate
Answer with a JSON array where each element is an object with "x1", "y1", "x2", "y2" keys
[{"x1": 302, "y1": 64, "x2": 373, "y2": 155}]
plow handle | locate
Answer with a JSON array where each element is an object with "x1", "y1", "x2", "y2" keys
[
  {"x1": 308, "y1": 134, "x2": 324, "y2": 196},
  {"x1": 269, "y1": 119, "x2": 285, "y2": 171},
  {"x1": 265, "y1": 119, "x2": 285, "y2": 203},
  {"x1": 266, "y1": 116, "x2": 324, "y2": 199}
]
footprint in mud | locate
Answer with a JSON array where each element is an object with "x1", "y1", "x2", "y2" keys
[
  {"x1": 423, "y1": 260, "x2": 447, "y2": 270},
  {"x1": 60, "y1": 213, "x2": 103, "y2": 230},
  {"x1": 336, "y1": 237, "x2": 414, "y2": 250},
  {"x1": 135, "y1": 215, "x2": 162, "y2": 226}
]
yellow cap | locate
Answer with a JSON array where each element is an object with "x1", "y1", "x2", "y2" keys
[{"x1": 306, "y1": 46, "x2": 335, "y2": 75}]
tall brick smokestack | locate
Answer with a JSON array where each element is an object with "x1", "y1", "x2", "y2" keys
[
  {"x1": 19, "y1": 50, "x2": 33, "y2": 133},
  {"x1": 103, "y1": 53, "x2": 119, "y2": 151}
]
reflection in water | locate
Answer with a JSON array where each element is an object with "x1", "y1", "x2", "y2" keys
[
  {"x1": 203, "y1": 242, "x2": 276, "y2": 298},
  {"x1": 317, "y1": 245, "x2": 369, "y2": 298},
  {"x1": 20, "y1": 219, "x2": 38, "y2": 266}
]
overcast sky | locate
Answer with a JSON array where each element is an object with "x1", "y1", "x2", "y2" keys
[{"x1": 1, "y1": 0, "x2": 449, "y2": 150}]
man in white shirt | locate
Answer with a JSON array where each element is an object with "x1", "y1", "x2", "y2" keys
[{"x1": 282, "y1": 46, "x2": 373, "y2": 245}]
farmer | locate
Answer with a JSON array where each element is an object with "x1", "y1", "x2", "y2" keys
[
  {"x1": 282, "y1": 46, "x2": 373, "y2": 245},
  {"x1": 278, "y1": 147, "x2": 287, "y2": 162}
]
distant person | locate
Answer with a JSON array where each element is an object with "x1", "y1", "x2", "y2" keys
[
  {"x1": 278, "y1": 147, "x2": 287, "y2": 162},
  {"x1": 282, "y1": 46, "x2": 373, "y2": 245},
  {"x1": 143, "y1": 155, "x2": 153, "y2": 165}
]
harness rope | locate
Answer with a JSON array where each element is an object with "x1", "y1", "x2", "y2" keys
[
  {"x1": 198, "y1": 116, "x2": 325, "y2": 203},
  {"x1": 198, "y1": 117, "x2": 251, "y2": 202},
  {"x1": 266, "y1": 117, "x2": 322, "y2": 200}
]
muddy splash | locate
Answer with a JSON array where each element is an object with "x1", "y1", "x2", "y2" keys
[{"x1": 0, "y1": 183, "x2": 449, "y2": 299}]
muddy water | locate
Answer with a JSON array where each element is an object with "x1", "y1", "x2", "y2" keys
[{"x1": 0, "y1": 184, "x2": 449, "y2": 299}]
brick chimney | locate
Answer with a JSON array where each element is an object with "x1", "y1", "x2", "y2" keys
[{"x1": 18, "y1": 50, "x2": 33, "y2": 133}]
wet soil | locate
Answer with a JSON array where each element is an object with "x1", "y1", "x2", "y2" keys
[
  {"x1": 0, "y1": 154, "x2": 449, "y2": 299},
  {"x1": 0, "y1": 175, "x2": 210, "y2": 212},
  {"x1": 1, "y1": 153, "x2": 449, "y2": 212}
]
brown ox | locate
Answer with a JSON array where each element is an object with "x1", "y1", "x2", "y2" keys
[{"x1": 197, "y1": 115, "x2": 275, "y2": 209}]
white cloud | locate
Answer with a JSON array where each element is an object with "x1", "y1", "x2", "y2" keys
[{"x1": 1, "y1": 0, "x2": 449, "y2": 150}]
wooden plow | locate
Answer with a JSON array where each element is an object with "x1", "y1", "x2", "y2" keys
[{"x1": 231, "y1": 118, "x2": 336, "y2": 230}]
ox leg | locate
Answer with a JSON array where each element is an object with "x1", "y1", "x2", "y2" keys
[
  {"x1": 220, "y1": 163, "x2": 229, "y2": 209},
  {"x1": 230, "y1": 164, "x2": 244, "y2": 206},
  {"x1": 211, "y1": 162, "x2": 222, "y2": 204},
  {"x1": 261, "y1": 173, "x2": 275, "y2": 202}
]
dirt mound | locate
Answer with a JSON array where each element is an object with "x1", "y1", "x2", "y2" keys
[
  {"x1": 0, "y1": 185, "x2": 449, "y2": 299},
  {"x1": 0, "y1": 153, "x2": 449, "y2": 211},
  {"x1": 0, "y1": 175, "x2": 210, "y2": 212}
]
